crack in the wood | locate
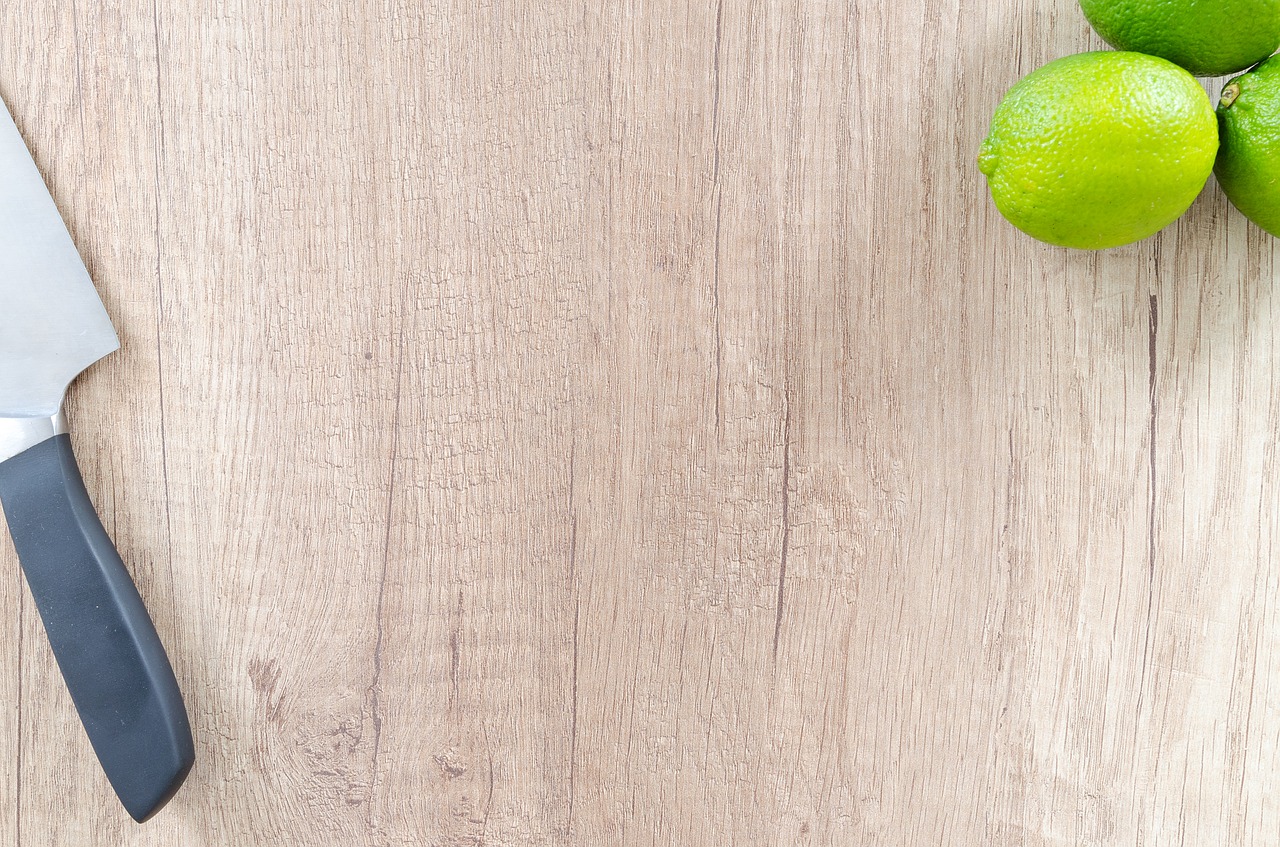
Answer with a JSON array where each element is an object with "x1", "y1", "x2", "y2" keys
[
  {"x1": 567, "y1": 441, "x2": 580, "y2": 834},
  {"x1": 568, "y1": 598, "x2": 580, "y2": 833},
  {"x1": 151, "y1": 0, "x2": 178, "y2": 601},
  {"x1": 71, "y1": 0, "x2": 87, "y2": 144},
  {"x1": 773, "y1": 389, "x2": 793, "y2": 662},
  {"x1": 482, "y1": 730, "x2": 495, "y2": 838},
  {"x1": 711, "y1": 0, "x2": 725, "y2": 433},
  {"x1": 1139, "y1": 293, "x2": 1159, "y2": 701},
  {"x1": 449, "y1": 589, "x2": 463, "y2": 708},
  {"x1": 368, "y1": 293, "x2": 409, "y2": 828}
]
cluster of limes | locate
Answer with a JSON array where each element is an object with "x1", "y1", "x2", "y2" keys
[{"x1": 979, "y1": 0, "x2": 1280, "y2": 249}]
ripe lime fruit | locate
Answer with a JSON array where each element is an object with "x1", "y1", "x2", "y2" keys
[
  {"x1": 1217, "y1": 56, "x2": 1280, "y2": 236},
  {"x1": 1079, "y1": 0, "x2": 1280, "y2": 77},
  {"x1": 978, "y1": 52, "x2": 1218, "y2": 250}
]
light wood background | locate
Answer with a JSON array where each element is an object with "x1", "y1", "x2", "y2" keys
[{"x1": 0, "y1": 1, "x2": 1277, "y2": 844}]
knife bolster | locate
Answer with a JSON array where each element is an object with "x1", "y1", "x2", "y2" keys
[{"x1": 0, "y1": 410, "x2": 66, "y2": 463}]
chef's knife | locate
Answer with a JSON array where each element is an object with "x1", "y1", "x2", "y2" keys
[{"x1": 0, "y1": 94, "x2": 193, "y2": 822}]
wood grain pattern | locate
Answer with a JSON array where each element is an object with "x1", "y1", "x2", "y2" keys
[{"x1": 0, "y1": 0, "x2": 1277, "y2": 843}]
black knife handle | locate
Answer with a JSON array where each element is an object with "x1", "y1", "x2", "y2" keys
[{"x1": 0, "y1": 433, "x2": 193, "y2": 822}]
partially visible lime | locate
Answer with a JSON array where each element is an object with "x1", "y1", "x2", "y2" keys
[
  {"x1": 1079, "y1": 0, "x2": 1280, "y2": 77},
  {"x1": 1217, "y1": 56, "x2": 1280, "y2": 236},
  {"x1": 979, "y1": 52, "x2": 1218, "y2": 250}
]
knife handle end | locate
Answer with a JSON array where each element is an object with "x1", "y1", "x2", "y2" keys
[{"x1": 0, "y1": 432, "x2": 194, "y2": 822}]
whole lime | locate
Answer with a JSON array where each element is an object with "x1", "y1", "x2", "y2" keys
[
  {"x1": 1079, "y1": 0, "x2": 1280, "y2": 77},
  {"x1": 1217, "y1": 56, "x2": 1280, "y2": 236},
  {"x1": 978, "y1": 52, "x2": 1218, "y2": 250}
]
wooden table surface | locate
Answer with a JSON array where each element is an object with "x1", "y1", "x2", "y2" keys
[{"x1": 2, "y1": 1, "x2": 1278, "y2": 844}]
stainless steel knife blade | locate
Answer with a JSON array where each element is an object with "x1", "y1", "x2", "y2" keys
[{"x1": 0, "y1": 94, "x2": 118, "y2": 418}]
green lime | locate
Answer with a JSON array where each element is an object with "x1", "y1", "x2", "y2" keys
[
  {"x1": 1079, "y1": 0, "x2": 1280, "y2": 77},
  {"x1": 1217, "y1": 56, "x2": 1280, "y2": 237},
  {"x1": 979, "y1": 52, "x2": 1218, "y2": 250}
]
